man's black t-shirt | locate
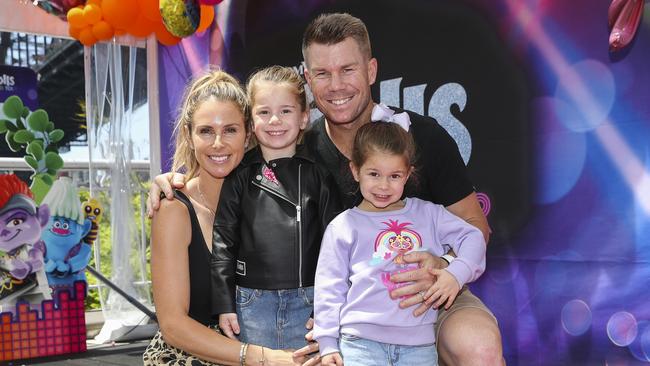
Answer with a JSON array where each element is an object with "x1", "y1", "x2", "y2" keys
[{"x1": 303, "y1": 106, "x2": 474, "y2": 209}]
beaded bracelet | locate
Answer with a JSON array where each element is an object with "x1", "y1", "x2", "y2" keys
[
  {"x1": 240, "y1": 343, "x2": 249, "y2": 366},
  {"x1": 258, "y1": 346, "x2": 266, "y2": 365}
]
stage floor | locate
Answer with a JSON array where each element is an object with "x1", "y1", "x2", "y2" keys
[{"x1": 18, "y1": 339, "x2": 150, "y2": 365}]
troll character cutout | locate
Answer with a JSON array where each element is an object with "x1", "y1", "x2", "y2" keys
[
  {"x1": 41, "y1": 177, "x2": 92, "y2": 290},
  {"x1": 81, "y1": 198, "x2": 102, "y2": 247},
  {"x1": 0, "y1": 174, "x2": 50, "y2": 304}
]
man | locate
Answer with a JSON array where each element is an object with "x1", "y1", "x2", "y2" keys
[
  {"x1": 300, "y1": 13, "x2": 503, "y2": 366},
  {"x1": 148, "y1": 12, "x2": 504, "y2": 366}
]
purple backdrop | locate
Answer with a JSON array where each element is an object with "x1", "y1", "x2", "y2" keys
[{"x1": 158, "y1": 1, "x2": 650, "y2": 363}]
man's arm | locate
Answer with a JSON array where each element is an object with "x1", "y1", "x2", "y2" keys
[
  {"x1": 146, "y1": 172, "x2": 187, "y2": 217},
  {"x1": 445, "y1": 192, "x2": 490, "y2": 244},
  {"x1": 390, "y1": 192, "x2": 489, "y2": 315}
]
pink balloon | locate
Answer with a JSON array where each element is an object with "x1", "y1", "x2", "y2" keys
[
  {"x1": 199, "y1": 0, "x2": 224, "y2": 5},
  {"x1": 608, "y1": 0, "x2": 644, "y2": 52},
  {"x1": 36, "y1": 0, "x2": 86, "y2": 20}
]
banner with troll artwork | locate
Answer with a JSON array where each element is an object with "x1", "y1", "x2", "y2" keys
[{"x1": 157, "y1": 0, "x2": 650, "y2": 363}]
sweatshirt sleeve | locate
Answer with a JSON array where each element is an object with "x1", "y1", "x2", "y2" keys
[
  {"x1": 433, "y1": 204, "x2": 486, "y2": 288},
  {"x1": 313, "y1": 218, "x2": 352, "y2": 356}
]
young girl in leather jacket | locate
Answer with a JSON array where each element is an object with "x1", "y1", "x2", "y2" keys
[{"x1": 212, "y1": 66, "x2": 342, "y2": 350}]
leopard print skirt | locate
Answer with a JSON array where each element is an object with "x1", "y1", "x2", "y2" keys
[{"x1": 143, "y1": 329, "x2": 223, "y2": 366}]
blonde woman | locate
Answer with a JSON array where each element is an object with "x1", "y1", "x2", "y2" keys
[{"x1": 143, "y1": 70, "x2": 318, "y2": 365}]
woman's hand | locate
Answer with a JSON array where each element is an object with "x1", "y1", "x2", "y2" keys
[
  {"x1": 264, "y1": 348, "x2": 321, "y2": 366},
  {"x1": 422, "y1": 269, "x2": 461, "y2": 310},
  {"x1": 389, "y1": 251, "x2": 448, "y2": 316},
  {"x1": 292, "y1": 317, "x2": 321, "y2": 365},
  {"x1": 146, "y1": 172, "x2": 187, "y2": 217},
  {"x1": 218, "y1": 313, "x2": 240, "y2": 339}
]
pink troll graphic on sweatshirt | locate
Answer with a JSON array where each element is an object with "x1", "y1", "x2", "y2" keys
[{"x1": 370, "y1": 220, "x2": 423, "y2": 299}]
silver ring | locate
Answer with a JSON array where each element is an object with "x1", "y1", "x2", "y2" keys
[{"x1": 419, "y1": 291, "x2": 426, "y2": 301}]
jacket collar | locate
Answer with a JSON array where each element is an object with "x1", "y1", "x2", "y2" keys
[{"x1": 240, "y1": 144, "x2": 315, "y2": 166}]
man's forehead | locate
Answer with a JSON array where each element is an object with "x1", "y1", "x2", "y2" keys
[{"x1": 305, "y1": 39, "x2": 365, "y2": 68}]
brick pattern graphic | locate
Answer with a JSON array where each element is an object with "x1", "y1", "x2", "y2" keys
[{"x1": 0, "y1": 281, "x2": 86, "y2": 361}]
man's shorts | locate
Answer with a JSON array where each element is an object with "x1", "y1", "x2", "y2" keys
[{"x1": 434, "y1": 286, "x2": 498, "y2": 342}]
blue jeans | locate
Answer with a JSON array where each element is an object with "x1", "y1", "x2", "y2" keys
[
  {"x1": 339, "y1": 333, "x2": 438, "y2": 366},
  {"x1": 236, "y1": 286, "x2": 313, "y2": 349}
]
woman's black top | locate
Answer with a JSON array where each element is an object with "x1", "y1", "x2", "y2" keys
[{"x1": 173, "y1": 190, "x2": 215, "y2": 326}]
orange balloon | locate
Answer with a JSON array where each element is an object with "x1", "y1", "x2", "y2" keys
[
  {"x1": 127, "y1": 12, "x2": 157, "y2": 38},
  {"x1": 86, "y1": 0, "x2": 101, "y2": 6},
  {"x1": 139, "y1": 0, "x2": 162, "y2": 22},
  {"x1": 78, "y1": 27, "x2": 98, "y2": 46},
  {"x1": 114, "y1": 28, "x2": 127, "y2": 36},
  {"x1": 68, "y1": 25, "x2": 82, "y2": 39},
  {"x1": 196, "y1": 5, "x2": 215, "y2": 33},
  {"x1": 102, "y1": 0, "x2": 139, "y2": 30},
  {"x1": 67, "y1": 7, "x2": 87, "y2": 28},
  {"x1": 83, "y1": 4, "x2": 102, "y2": 25},
  {"x1": 92, "y1": 20, "x2": 114, "y2": 40},
  {"x1": 155, "y1": 22, "x2": 181, "y2": 46}
]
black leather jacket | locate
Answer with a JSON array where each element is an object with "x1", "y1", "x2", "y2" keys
[{"x1": 211, "y1": 145, "x2": 342, "y2": 315}]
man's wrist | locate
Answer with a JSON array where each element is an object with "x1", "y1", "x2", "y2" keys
[{"x1": 440, "y1": 254, "x2": 455, "y2": 265}]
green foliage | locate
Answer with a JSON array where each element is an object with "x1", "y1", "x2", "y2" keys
[
  {"x1": 5, "y1": 131, "x2": 20, "y2": 151},
  {"x1": 82, "y1": 183, "x2": 153, "y2": 311},
  {"x1": 39, "y1": 174, "x2": 53, "y2": 185},
  {"x1": 45, "y1": 151, "x2": 64, "y2": 170},
  {"x1": 27, "y1": 109, "x2": 49, "y2": 131},
  {"x1": 13, "y1": 129, "x2": 35, "y2": 143},
  {"x1": 2, "y1": 95, "x2": 24, "y2": 119},
  {"x1": 49, "y1": 129, "x2": 64, "y2": 143},
  {"x1": 26, "y1": 141, "x2": 44, "y2": 160},
  {"x1": 0, "y1": 95, "x2": 65, "y2": 203},
  {"x1": 24, "y1": 155, "x2": 38, "y2": 170}
]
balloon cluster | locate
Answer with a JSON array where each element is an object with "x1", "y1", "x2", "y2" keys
[
  {"x1": 64, "y1": 0, "x2": 220, "y2": 47},
  {"x1": 608, "y1": 0, "x2": 645, "y2": 52}
]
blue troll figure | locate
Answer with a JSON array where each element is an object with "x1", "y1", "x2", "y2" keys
[{"x1": 41, "y1": 177, "x2": 92, "y2": 289}]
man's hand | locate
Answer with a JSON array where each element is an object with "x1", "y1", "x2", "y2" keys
[
  {"x1": 146, "y1": 172, "x2": 186, "y2": 217},
  {"x1": 218, "y1": 313, "x2": 240, "y2": 340},
  {"x1": 389, "y1": 251, "x2": 448, "y2": 316}
]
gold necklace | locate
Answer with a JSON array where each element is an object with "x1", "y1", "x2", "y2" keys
[{"x1": 197, "y1": 180, "x2": 215, "y2": 217}]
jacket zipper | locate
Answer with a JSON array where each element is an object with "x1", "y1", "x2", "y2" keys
[
  {"x1": 251, "y1": 173, "x2": 303, "y2": 287},
  {"x1": 297, "y1": 164, "x2": 303, "y2": 288}
]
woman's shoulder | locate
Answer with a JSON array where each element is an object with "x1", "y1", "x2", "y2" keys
[
  {"x1": 155, "y1": 190, "x2": 192, "y2": 219},
  {"x1": 151, "y1": 190, "x2": 193, "y2": 248}
]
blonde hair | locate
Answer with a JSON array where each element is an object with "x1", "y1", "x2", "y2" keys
[
  {"x1": 246, "y1": 66, "x2": 308, "y2": 146},
  {"x1": 247, "y1": 65, "x2": 307, "y2": 112},
  {"x1": 171, "y1": 70, "x2": 250, "y2": 181}
]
